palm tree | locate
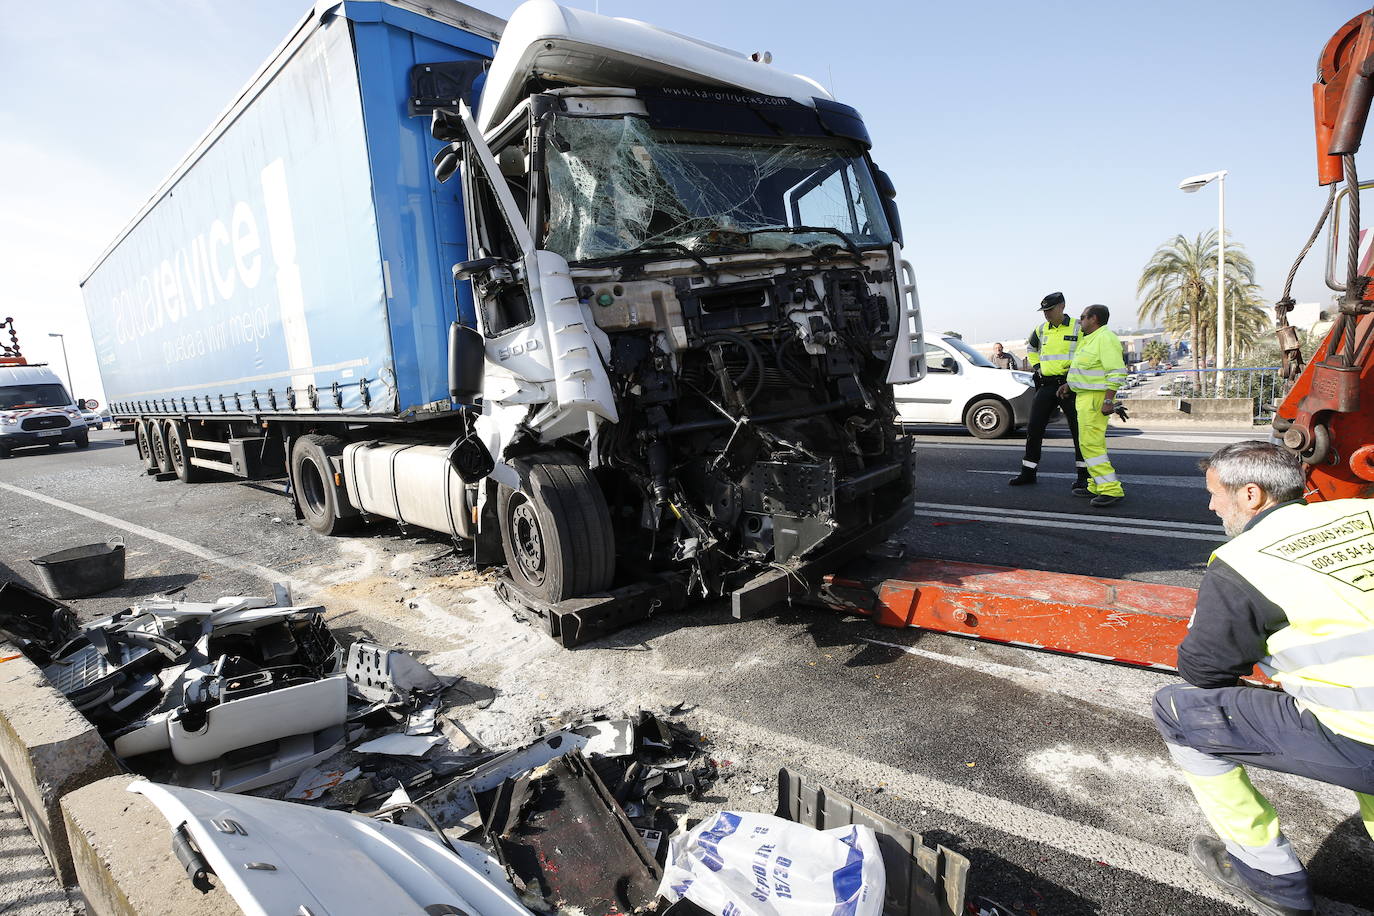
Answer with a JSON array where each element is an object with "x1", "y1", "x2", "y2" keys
[
  {"x1": 1137, "y1": 230, "x2": 1267, "y2": 387},
  {"x1": 1143, "y1": 340, "x2": 1169, "y2": 367}
]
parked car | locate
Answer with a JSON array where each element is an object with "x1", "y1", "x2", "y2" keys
[
  {"x1": 79, "y1": 402, "x2": 106, "y2": 430},
  {"x1": 893, "y1": 336, "x2": 1036, "y2": 438}
]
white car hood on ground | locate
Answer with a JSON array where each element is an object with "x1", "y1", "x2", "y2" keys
[{"x1": 130, "y1": 780, "x2": 532, "y2": 916}]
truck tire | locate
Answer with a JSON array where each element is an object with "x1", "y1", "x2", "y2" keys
[
  {"x1": 966, "y1": 397, "x2": 1013, "y2": 439},
  {"x1": 164, "y1": 420, "x2": 204, "y2": 482},
  {"x1": 498, "y1": 451, "x2": 615, "y2": 602},
  {"x1": 150, "y1": 421, "x2": 174, "y2": 474},
  {"x1": 75, "y1": 429, "x2": 90, "y2": 449},
  {"x1": 135, "y1": 420, "x2": 158, "y2": 473},
  {"x1": 291, "y1": 434, "x2": 361, "y2": 535}
]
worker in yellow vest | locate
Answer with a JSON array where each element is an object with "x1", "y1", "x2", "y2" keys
[
  {"x1": 1154, "y1": 441, "x2": 1374, "y2": 916},
  {"x1": 1008, "y1": 292, "x2": 1088, "y2": 489},
  {"x1": 1057, "y1": 304, "x2": 1126, "y2": 508}
]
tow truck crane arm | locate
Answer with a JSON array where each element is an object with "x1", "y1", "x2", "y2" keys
[{"x1": 1273, "y1": 9, "x2": 1374, "y2": 498}]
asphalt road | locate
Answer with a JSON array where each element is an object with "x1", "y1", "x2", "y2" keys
[{"x1": 1, "y1": 424, "x2": 1371, "y2": 916}]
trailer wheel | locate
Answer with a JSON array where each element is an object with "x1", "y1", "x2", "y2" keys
[
  {"x1": 498, "y1": 452, "x2": 614, "y2": 602},
  {"x1": 966, "y1": 397, "x2": 1013, "y2": 439},
  {"x1": 291, "y1": 434, "x2": 361, "y2": 535},
  {"x1": 135, "y1": 420, "x2": 158, "y2": 473},
  {"x1": 150, "y1": 421, "x2": 174, "y2": 474},
  {"x1": 164, "y1": 420, "x2": 204, "y2": 482}
]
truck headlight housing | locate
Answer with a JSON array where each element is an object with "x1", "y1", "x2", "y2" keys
[{"x1": 1011, "y1": 371, "x2": 1034, "y2": 387}]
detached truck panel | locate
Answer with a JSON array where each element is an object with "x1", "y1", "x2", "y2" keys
[{"x1": 81, "y1": 0, "x2": 501, "y2": 420}]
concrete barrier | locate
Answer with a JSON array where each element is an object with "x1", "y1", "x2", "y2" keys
[
  {"x1": 1118, "y1": 397, "x2": 1256, "y2": 427},
  {"x1": 62, "y1": 775, "x2": 237, "y2": 916},
  {"x1": 0, "y1": 639, "x2": 120, "y2": 886}
]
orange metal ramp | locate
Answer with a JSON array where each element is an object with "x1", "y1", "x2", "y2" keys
[{"x1": 822, "y1": 558, "x2": 1265, "y2": 678}]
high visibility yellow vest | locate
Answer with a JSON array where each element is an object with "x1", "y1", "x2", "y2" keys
[
  {"x1": 1067, "y1": 327, "x2": 1127, "y2": 393},
  {"x1": 1214, "y1": 499, "x2": 1374, "y2": 745},
  {"x1": 1026, "y1": 317, "x2": 1079, "y2": 376}
]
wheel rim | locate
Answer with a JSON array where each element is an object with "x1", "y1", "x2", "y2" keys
[
  {"x1": 152, "y1": 429, "x2": 167, "y2": 465},
  {"x1": 509, "y1": 497, "x2": 546, "y2": 586},
  {"x1": 974, "y1": 406, "x2": 1000, "y2": 431},
  {"x1": 299, "y1": 457, "x2": 329, "y2": 518},
  {"x1": 137, "y1": 425, "x2": 151, "y2": 462},
  {"x1": 168, "y1": 427, "x2": 184, "y2": 470}
]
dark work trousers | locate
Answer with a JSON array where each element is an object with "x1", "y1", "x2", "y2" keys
[
  {"x1": 1154, "y1": 682, "x2": 1374, "y2": 908},
  {"x1": 1021, "y1": 376, "x2": 1084, "y2": 470}
]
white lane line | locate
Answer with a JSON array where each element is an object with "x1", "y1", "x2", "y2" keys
[
  {"x1": 914, "y1": 508, "x2": 1223, "y2": 542},
  {"x1": 912, "y1": 500, "x2": 1224, "y2": 533},
  {"x1": 682, "y1": 708, "x2": 1369, "y2": 915},
  {"x1": 968, "y1": 469, "x2": 1202, "y2": 489},
  {"x1": 0, "y1": 481, "x2": 313, "y2": 594},
  {"x1": 910, "y1": 441, "x2": 1228, "y2": 458}
]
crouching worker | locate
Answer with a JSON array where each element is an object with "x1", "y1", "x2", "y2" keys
[{"x1": 1153, "y1": 440, "x2": 1374, "y2": 916}]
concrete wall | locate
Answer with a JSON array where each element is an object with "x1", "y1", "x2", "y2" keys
[
  {"x1": 1119, "y1": 397, "x2": 1257, "y2": 428},
  {"x1": 0, "y1": 640, "x2": 120, "y2": 886},
  {"x1": 62, "y1": 775, "x2": 238, "y2": 916}
]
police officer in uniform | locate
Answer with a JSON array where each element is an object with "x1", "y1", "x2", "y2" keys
[
  {"x1": 1154, "y1": 440, "x2": 1374, "y2": 916},
  {"x1": 1009, "y1": 292, "x2": 1087, "y2": 489}
]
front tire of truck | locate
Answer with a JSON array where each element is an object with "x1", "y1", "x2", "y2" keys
[
  {"x1": 74, "y1": 430, "x2": 90, "y2": 449},
  {"x1": 291, "y1": 434, "x2": 361, "y2": 536},
  {"x1": 164, "y1": 420, "x2": 204, "y2": 482},
  {"x1": 498, "y1": 452, "x2": 614, "y2": 603}
]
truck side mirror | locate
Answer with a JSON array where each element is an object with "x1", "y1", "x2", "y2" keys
[
  {"x1": 431, "y1": 108, "x2": 466, "y2": 143},
  {"x1": 448, "y1": 320, "x2": 484, "y2": 405},
  {"x1": 433, "y1": 142, "x2": 462, "y2": 183},
  {"x1": 872, "y1": 167, "x2": 904, "y2": 247}
]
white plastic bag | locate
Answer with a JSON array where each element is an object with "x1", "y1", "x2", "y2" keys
[{"x1": 658, "y1": 811, "x2": 885, "y2": 916}]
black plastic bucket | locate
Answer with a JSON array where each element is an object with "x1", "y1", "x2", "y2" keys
[{"x1": 29, "y1": 539, "x2": 126, "y2": 599}]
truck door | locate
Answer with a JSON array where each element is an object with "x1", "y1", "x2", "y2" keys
[{"x1": 437, "y1": 104, "x2": 616, "y2": 440}]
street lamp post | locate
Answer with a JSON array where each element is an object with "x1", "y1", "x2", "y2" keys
[
  {"x1": 1178, "y1": 170, "x2": 1228, "y2": 394},
  {"x1": 47, "y1": 333, "x2": 74, "y2": 400}
]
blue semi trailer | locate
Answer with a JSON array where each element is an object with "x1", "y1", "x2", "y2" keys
[{"x1": 83, "y1": 0, "x2": 924, "y2": 636}]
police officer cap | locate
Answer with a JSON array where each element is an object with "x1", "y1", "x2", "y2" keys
[{"x1": 1039, "y1": 292, "x2": 1065, "y2": 310}]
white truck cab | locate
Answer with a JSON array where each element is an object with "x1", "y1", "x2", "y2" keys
[
  {"x1": 0, "y1": 363, "x2": 90, "y2": 457},
  {"x1": 893, "y1": 336, "x2": 1034, "y2": 438}
]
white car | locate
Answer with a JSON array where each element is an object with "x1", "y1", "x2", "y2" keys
[{"x1": 893, "y1": 336, "x2": 1036, "y2": 438}]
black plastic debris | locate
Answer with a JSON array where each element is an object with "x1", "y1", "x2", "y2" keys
[
  {"x1": 476, "y1": 750, "x2": 661, "y2": 916},
  {"x1": 0, "y1": 579, "x2": 78, "y2": 665}
]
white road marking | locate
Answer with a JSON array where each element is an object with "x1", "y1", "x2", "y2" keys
[
  {"x1": 915, "y1": 508, "x2": 1223, "y2": 541},
  {"x1": 968, "y1": 469, "x2": 1203, "y2": 488},
  {"x1": 911, "y1": 440, "x2": 1229, "y2": 458},
  {"x1": 912, "y1": 500, "x2": 1224, "y2": 534},
  {"x1": 0, "y1": 481, "x2": 312, "y2": 593},
  {"x1": 682, "y1": 706, "x2": 1368, "y2": 915}
]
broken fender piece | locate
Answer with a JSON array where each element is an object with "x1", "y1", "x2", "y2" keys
[
  {"x1": 130, "y1": 780, "x2": 533, "y2": 916},
  {"x1": 355, "y1": 733, "x2": 444, "y2": 756},
  {"x1": 478, "y1": 750, "x2": 661, "y2": 916}
]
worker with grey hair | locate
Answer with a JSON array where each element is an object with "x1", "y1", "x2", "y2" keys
[{"x1": 1153, "y1": 440, "x2": 1374, "y2": 916}]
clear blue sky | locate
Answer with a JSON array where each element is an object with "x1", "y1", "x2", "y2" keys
[{"x1": 0, "y1": 0, "x2": 1362, "y2": 400}]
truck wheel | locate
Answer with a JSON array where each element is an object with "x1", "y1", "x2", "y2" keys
[
  {"x1": 75, "y1": 430, "x2": 90, "y2": 449},
  {"x1": 150, "y1": 421, "x2": 174, "y2": 474},
  {"x1": 291, "y1": 434, "x2": 361, "y2": 535},
  {"x1": 164, "y1": 420, "x2": 204, "y2": 482},
  {"x1": 498, "y1": 452, "x2": 614, "y2": 602},
  {"x1": 135, "y1": 420, "x2": 158, "y2": 473},
  {"x1": 966, "y1": 398, "x2": 1012, "y2": 439}
]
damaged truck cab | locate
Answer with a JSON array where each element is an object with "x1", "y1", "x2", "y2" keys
[
  {"x1": 84, "y1": 0, "x2": 924, "y2": 633},
  {"x1": 438, "y1": 2, "x2": 924, "y2": 612}
]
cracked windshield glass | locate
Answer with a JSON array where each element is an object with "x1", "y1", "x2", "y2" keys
[{"x1": 543, "y1": 115, "x2": 892, "y2": 262}]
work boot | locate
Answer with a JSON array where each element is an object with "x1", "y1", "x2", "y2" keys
[
  {"x1": 1072, "y1": 485, "x2": 1093, "y2": 498},
  {"x1": 1189, "y1": 836, "x2": 1313, "y2": 916},
  {"x1": 1090, "y1": 494, "x2": 1123, "y2": 508},
  {"x1": 1008, "y1": 470, "x2": 1036, "y2": 486}
]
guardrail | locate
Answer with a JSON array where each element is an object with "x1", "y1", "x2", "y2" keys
[{"x1": 1119, "y1": 366, "x2": 1282, "y2": 423}]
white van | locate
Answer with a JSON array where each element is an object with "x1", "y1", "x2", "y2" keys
[
  {"x1": 893, "y1": 336, "x2": 1036, "y2": 438},
  {"x1": 0, "y1": 364, "x2": 90, "y2": 457}
]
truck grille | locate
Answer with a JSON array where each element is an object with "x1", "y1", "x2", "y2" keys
[{"x1": 20, "y1": 416, "x2": 70, "y2": 431}]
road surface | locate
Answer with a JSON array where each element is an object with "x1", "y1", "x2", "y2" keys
[{"x1": 1, "y1": 424, "x2": 1369, "y2": 916}]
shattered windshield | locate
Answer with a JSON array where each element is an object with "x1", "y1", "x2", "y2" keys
[{"x1": 543, "y1": 115, "x2": 892, "y2": 263}]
